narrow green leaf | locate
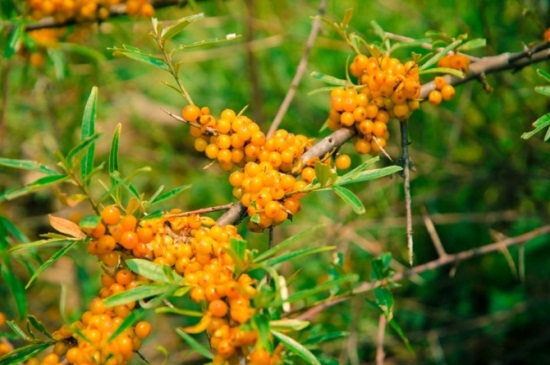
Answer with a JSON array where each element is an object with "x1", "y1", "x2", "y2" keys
[
  {"x1": 269, "y1": 319, "x2": 310, "y2": 331},
  {"x1": 0, "y1": 342, "x2": 53, "y2": 365},
  {"x1": 310, "y1": 71, "x2": 348, "y2": 86},
  {"x1": 335, "y1": 165, "x2": 402, "y2": 186},
  {"x1": 457, "y1": 38, "x2": 486, "y2": 51},
  {"x1": 176, "y1": 328, "x2": 214, "y2": 360},
  {"x1": 8, "y1": 238, "x2": 73, "y2": 253},
  {"x1": 260, "y1": 246, "x2": 335, "y2": 268},
  {"x1": 341, "y1": 156, "x2": 380, "y2": 179},
  {"x1": 302, "y1": 331, "x2": 349, "y2": 346},
  {"x1": 0, "y1": 215, "x2": 30, "y2": 243},
  {"x1": 125, "y1": 258, "x2": 183, "y2": 283},
  {"x1": 333, "y1": 186, "x2": 365, "y2": 214},
  {"x1": 149, "y1": 185, "x2": 191, "y2": 207},
  {"x1": 252, "y1": 314, "x2": 273, "y2": 352},
  {"x1": 107, "y1": 308, "x2": 145, "y2": 342},
  {"x1": 537, "y1": 69, "x2": 550, "y2": 82},
  {"x1": 111, "y1": 46, "x2": 168, "y2": 70},
  {"x1": 271, "y1": 330, "x2": 321, "y2": 365},
  {"x1": 388, "y1": 319, "x2": 414, "y2": 354},
  {"x1": 254, "y1": 225, "x2": 323, "y2": 263},
  {"x1": 4, "y1": 23, "x2": 23, "y2": 59},
  {"x1": 419, "y1": 39, "x2": 463, "y2": 71},
  {"x1": 374, "y1": 287, "x2": 394, "y2": 320},
  {"x1": 417, "y1": 67, "x2": 464, "y2": 78},
  {"x1": 1, "y1": 175, "x2": 69, "y2": 201},
  {"x1": 109, "y1": 123, "x2": 121, "y2": 186},
  {"x1": 341, "y1": 8, "x2": 354, "y2": 28},
  {"x1": 535, "y1": 85, "x2": 550, "y2": 96},
  {"x1": 79, "y1": 215, "x2": 102, "y2": 230},
  {"x1": 27, "y1": 315, "x2": 52, "y2": 339},
  {"x1": 6, "y1": 320, "x2": 29, "y2": 340},
  {"x1": 26, "y1": 240, "x2": 79, "y2": 289},
  {"x1": 103, "y1": 284, "x2": 174, "y2": 307},
  {"x1": 0, "y1": 158, "x2": 58, "y2": 175},
  {"x1": 161, "y1": 13, "x2": 204, "y2": 40},
  {"x1": 2, "y1": 266, "x2": 27, "y2": 319},
  {"x1": 80, "y1": 87, "x2": 98, "y2": 184},
  {"x1": 521, "y1": 113, "x2": 550, "y2": 140},
  {"x1": 390, "y1": 38, "x2": 432, "y2": 53},
  {"x1": 155, "y1": 307, "x2": 203, "y2": 317},
  {"x1": 274, "y1": 275, "x2": 357, "y2": 306}
]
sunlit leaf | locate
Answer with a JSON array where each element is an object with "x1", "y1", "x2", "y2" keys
[
  {"x1": 0, "y1": 175, "x2": 69, "y2": 201},
  {"x1": 332, "y1": 186, "x2": 365, "y2": 214},
  {"x1": 161, "y1": 13, "x2": 204, "y2": 40},
  {"x1": 80, "y1": 87, "x2": 98, "y2": 184},
  {"x1": 419, "y1": 39, "x2": 462, "y2": 71},
  {"x1": 111, "y1": 46, "x2": 168, "y2": 70},
  {"x1": 176, "y1": 328, "x2": 214, "y2": 360},
  {"x1": 0, "y1": 158, "x2": 58, "y2": 176},
  {"x1": 103, "y1": 284, "x2": 175, "y2": 307},
  {"x1": 310, "y1": 71, "x2": 348, "y2": 86},
  {"x1": 109, "y1": 123, "x2": 121, "y2": 187},
  {"x1": 79, "y1": 215, "x2": 101, "y2": 230},
  {"x1": 48, "y1": 215, "x2": 86, "y2": 239},
  {"x1": 535, "y1": 85, "x2": 550, "y2": 96},
  {"x1": 4, "y1": 23, "x2": 23, "y2": 59},
  {"x1": 254, "y1": 225, "x2": 323, "y2": 263},
  {"x1": 149, "y1": 185, "x2": 191, "y2": 207},
  {"x1": 374, "y1": 287, "x2": 394, "y2": 320},
  {"x1": 457, "y1": 38, "x2": 486, "y2": 51},
  {"x1": 521, "y1": 113, "x2": 550, "y2": 141},
  {"x1": 126, "y1": 258, "x2": 183, "y2": 284},
  {"x1": 272, "y1": 330, "x2": 321, "y2": 365},
  {"x1": 335, "y1": 165, "x2": 401, "y2": 186},
  {"x1": 418, "y1": 67, "x2": 464, "y2": 78},
  {"x1": 537, "y1": 68, "x2": 550, "y2": 82},
  {"x1": 269, "y1": 319, "x2": 310, "y2": 331},
  {"x1": 314, "y1": 161, "x2": 336, "y2": 187}
]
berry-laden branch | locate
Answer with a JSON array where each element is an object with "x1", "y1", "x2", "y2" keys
[
  {"x1": 217, "y1": 43, "x2": 550, "y2": 228},
  {"x1": 297, "y1": 223, "x2": 550, "y2": 320}
]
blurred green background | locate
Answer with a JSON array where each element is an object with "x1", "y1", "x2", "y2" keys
[{"x1": 1, "y1": 0, "x2": 550, "y2": 364}]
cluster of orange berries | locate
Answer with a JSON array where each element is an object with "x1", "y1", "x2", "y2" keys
[
  {"x1": 183, "y1": 105, "x2": 324, "y2": 230},
  {"x1": 26, "y1": 0, "x2": 154, "y2": 23},
  {"x1": 85, "y1": 205, "x2": 279, "y2": 364},
  {"x1": 428, "y1": 76, "x2": 456, "y2": 105},
  {"x1": 328, "y1": 54, "x2": 421, "y2": 155},
  {"x1": 437, "y1": 52, "x2": 471, "y2": 72}
]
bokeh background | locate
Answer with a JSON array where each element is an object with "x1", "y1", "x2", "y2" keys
[{"x1": 1, "y1": 0, "x2": 550, "y2": 364}]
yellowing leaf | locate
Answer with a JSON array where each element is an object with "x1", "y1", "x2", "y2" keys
[
  {"x1": 48, "y1": 215, "x2": 86, "y2": 239},
  {"x1": 182, "y1": 314, "x2": 211, "y2": 334}
]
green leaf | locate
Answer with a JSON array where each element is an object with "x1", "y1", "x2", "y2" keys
[
  {"x1": 175, "y1": 34, "x2": 241, "y2": 51},
  {"x1": 314, "y1": 161, "x2": 336, "y2": 187},
  {"x1": 0, "y1": 174, "x2": 69, "y2": 201},
  {"x1": 0, "y1": 215, "x2": 30, "y2": 243},
  {"x1": 109, "y1": 123, "x2": 121, "y2": 187},
  {"x1": 149, "y1": 185, "x2": 191, "y2": 207},
  {"x1": 371, "y1": 252, "x2": 393, "y2": 281},
  {"x1": 107, "y1": 307, "x2": 145, "y2": 342},
  {"x1": 161, "y1": 13, "x2": 204, "y2": 40},
  {"x1": 80, "y1": 87, "x2": 98, "y2": 184},
  {"x1": 374, "y1": 287, "x2": 394, "y2": 320},
  {"x1": 260, "y1": 246, "x2": 335, "y2": 268},
  {"x1": 8, "y1": 238, "x2": 73, "y2": 253},
  {"x1": 0, "y1": 158, "x2": 58, "y2": 175},
  {"x1": 417, "y1": 67, "x2": 464, "y2": 78},
  {"x1": 125, "y1": 258, "x2": 183, "y2": 284},
  {"x1": 269, "y1": 319, "x2": 310, "y2": 331},
  {"x1": 0, "y1": 342, "x2": 53, "y2": 365},
  {"x1": 332, "y1": 186, "x2": 365, "y2": 214},
  {"x1": 310, "y1": 71, "x2": 348, "y2": 86},
  {"x1": 537, "y1": 68, "x2": 550, "y2": 82},
  {"x1": 535, "y1": 85, "x2": 550, "y2": 96},
  {"x1": 103, "y1": 283, "x2": 175, "y2": 307},
  {"x1": 389, "y1": 38, "x2": 432, "y2": 53},
  {"x1": 176, "y1": 328, "x2": 214, "y2": 360},
  {"x1": 229, "y1": 237, "x2": 247, "y2": 262},
  {"x1": 1, "y1": 265, "x2": 27, "y2": 319},
  {"x1": 79, "y1": 215, "x2": 102, "y2": 230},
  {"x1": 155, "y1": 307, "x2": 203, "y2": 317},
  {"x1": 58, "y1": 42, "x2": 107, "y2": 63},
  {"x1": 111, "y1": 46, "x2": 169, "y2": 71},
  {"x1": 25, "y1": 240, "x2": 80, "y2": 289},
  {"x1": 457, "y1": 38, "x2": 486, "y2": 51},
  {"x1": 271, "y1": 330, "x2": 321, "y2": 365},
  {"x1": 27, "y1": 315, "x2": 53, "y2": 339},
  {"x1": 521, "y1": 113, "x2": 550, "y2": 141},
  {"x1": 302, "y1": 331, "x2": 349, "y2": 346},
  {"x1": 6, "y1": 320, "x2": 29, "y2": 340},
  {"x1": 419, "y1": 39, "x2": 463, "y2": 71},
  {"x1": 254, "y1": 225, "x2": 322, "y2": 263},
  {"x1": 4, "y1": 23, "x2": 23, "y2": 59},
  {"x1": 388, "y1": 318, "x2": 414, "y2": 354},
  {"x1": 253, "y1": 314, "x2": 273, "y2": 352},
  {"x1": 335, "y1": 165, "x2": 402, "y2": 186},
  {"x1": 274, "y1": 275, "x2": 357, "y2": 306}
]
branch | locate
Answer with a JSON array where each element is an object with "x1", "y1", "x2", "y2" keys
[
  {"x1": 267, "y1": 0, "x2": 328, "y2": 137},
  {"x1": 217, "y1": 44, "x2": 550, "y2": 227},
  {"x1": 297, "y1": 224, "x2": 550, "y2": 320}
]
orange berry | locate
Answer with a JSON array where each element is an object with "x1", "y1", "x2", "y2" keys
[
  {"x1": 135, "y1": 321, "x2": 152, "y2": 339},
  {"x1": 335, "y1": 154, "x2": 351, "y2": 170},
  {"x1": 209, "y1": 299, "x2": 229, "y2": 317},
  {"x1": 182, "y1": 104, "x2": 201, "y2": 122},
  {"x1": 428, "y1": 89, "x2": 442, "y2": 105},
  {"x1": 120, "y1": 231, "x2": 139, "y2": 249},
  {"x1": 301, "y1": 167, "x2": 316, "y2": 183},
  {"x1": 101, "y1": 205, "x2": 120, "y2": 225},
  {"x1": 441, "y1": 84, "x2": 455, "y2": 100},
  {"x1": 120, "y1": 215, "x2": 137, "y2": 232},
  {"x1": 434, "y1": 76, "x2": 446, "y2": 90}
]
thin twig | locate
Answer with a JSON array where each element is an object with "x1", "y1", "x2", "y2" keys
[
  {"x1": 421, "y1": 206, "x2": 446, "y2": 258},
  {"x1": 376, "y1": 314, "x2": 386, "y2": 365},
  {"x1": 267, "y1": 0, "x2": 328, "y2": 137},
  {"x1": 400, "y1": 121, "x2": 414, "y2": 266},
  {"x1": 163, "y1": 203, "x2": 233, "y2": 218},
  {"x1": 297, "y1": 224, "x2": 550, "y2": 320}
]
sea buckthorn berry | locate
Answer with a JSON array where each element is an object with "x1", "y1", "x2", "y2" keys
[
  {"x1": 115, "y1": 269, "x2": 133, "y2": 286},
  {"x1": 301, "y1": 167, "x2": 316, "y2": 183},
  {"x1": 441, "y1": 84, "x2": 456, "y2": 100},
  {"x1": 97, "y1": 235, "x2": 116, "y2": 254},
  {"x1": 372, "y1": 121, "x2": 388, "y2": 138},
  {"x1": 335, "y1": 154, "x2": 351, "y2": 170},
  {"x1": 205, "y1": 144, "x2": 219, "y2": 159},
  {"x1": 101, "y1": 205, "x2": 120, "y2": 225},
  {"x1": 135, "y1": 321, "x2": 152, "y2": 339},
  {"x1": 428, "y1": 89, "x2": 442, "y2": 105},
  {"x1": 120, "y1": 215, "x2": 137, "y2": 232},
  {"x1": 393, "y1": 103, "x2": 410, "y2": 119},
  {"x1": 434, "y1": 76, "x2": 447, "y2": 90},
  {"x1": 0, "y1": 312, "x2": 6, "y2": 327},
  {"x1": 120, "y1": 231, "x2": 139, "y2": 249},
  {"x1": 209, "y1": 299, "x2": 229, "y2": 317},
  {"x1": 340, "y1": 111, "x2": 355, "y2": 127},
  {"x1": 182, "y1": 104, "x2": 201, "y2": 122},
  {"x1": 354, "y1": 138, "x2": 372, "y2": 154}
]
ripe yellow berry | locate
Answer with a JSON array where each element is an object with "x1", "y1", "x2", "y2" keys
[
  {"x1": 335, "y1": 154, "x2": 351, "y2": 170},
  {"x1": 428, "y1": 89, "x2": 442, "y2": 105}
]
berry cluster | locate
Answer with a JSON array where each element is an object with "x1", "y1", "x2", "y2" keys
[
  {"x1": 437, "y1": 52, "x2": 470, "y2": 72},
  {"x1": 428, "y1": 76, "x2": 455, "y2": 105},
  {"x1": 182, "y1": 106, "x2": 318, "y2": 230},
  {"x1": 26, "y1": 0, "x2": 154, "y2": 23},
  {"x1": 329, "y1": 54, "x2": 421, "y2": 155}
]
